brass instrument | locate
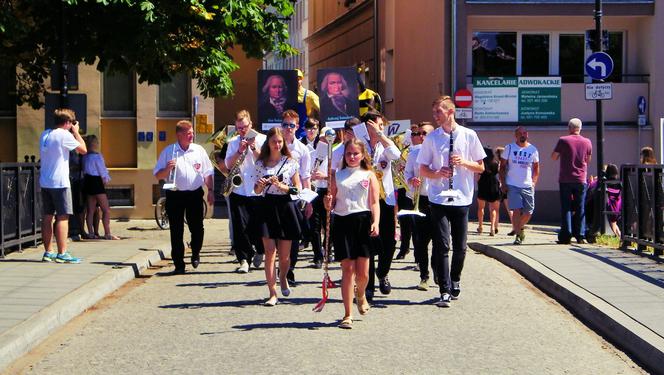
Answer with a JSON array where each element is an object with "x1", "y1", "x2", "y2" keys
[
  {"x1": 390, "y1": 133, "x2": 411, "y2": 193},
  {"x1": 397, "y1": 182, "x2": 425, "y2": 217},
  {"x1": 222, "y1": 137, "x2": 247, "y2": 196},
  {"x1": 369, "y1": 143, "x2": 387, "y2": 200},
  {"x1": 206, "y1": 127, "x2": 234, "y2": 175}
]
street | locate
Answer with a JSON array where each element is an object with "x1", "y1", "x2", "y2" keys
[{"x1": 9, "y1": 219, "x2": 645, "y2": 374}]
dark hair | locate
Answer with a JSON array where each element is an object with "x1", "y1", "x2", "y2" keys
[
  {"x1": 360, "y1": 110, "x2": 384, "y2": 124},
  {"x1": 258, "y1": 127, "x2": 292, "y2": 164},
  {"x1": 343, "y1": 117, "x2": 361, "y2": 130},
  {"x1": 605, "y1": 163, "x2": 619, "y2": 179},
  {"x1": 304, "y1": 118, "x2": 319, "y2": 129},
  {"x1": 341, "y1": 138, "x2": 371, "y2": 171},
  {"x1": 640, "y1": 146, "x2": 656, "y2": 164}
]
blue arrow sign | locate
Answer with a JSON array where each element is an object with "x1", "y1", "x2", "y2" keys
[
  {"x1": 585, "y1": 52, "x2": 614, "y2": 80},
  {"x1": 637, "y1": 96, "x2": 647, "y2": 115}
]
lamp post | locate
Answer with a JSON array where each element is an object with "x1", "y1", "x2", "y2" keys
[{"x1": 594, "y1": 0, "x2": 607, "y2": 235}]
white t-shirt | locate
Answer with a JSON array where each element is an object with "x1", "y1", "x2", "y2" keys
[
  {"x1": 224, "y1": 133, "x2": 267, "y2": 197},
  {"x1": 39, "y1": 128, "x2": 81, "y2": 188},
  {"x1": 288, "y1": 138, "x2": 312, "y2": 181},
  {"x1": 309, "y1": 142, "x2": 329, "y2": 189},
  {"x1": 334, "y1": 167, "x2": 372, "y2": 216},
  {"x1": 153, "y1": 142, "x2": 214, "y2": 191},
  {"x1": 502, "y1": 143, "x2": 539, "y2": 188},
  {"x1": 416, "y1": 125, "x2": 486, "y2": 206},
  {"x1": 82, "y1": 152, "x2": 111, "y2": 183}
]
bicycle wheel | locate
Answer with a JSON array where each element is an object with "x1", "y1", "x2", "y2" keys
[{"x1": 155, "y1": 197, "x2": 170, "y2": 230}]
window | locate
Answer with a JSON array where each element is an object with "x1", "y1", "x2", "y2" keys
[
  {"x1": 521, "y1": 34, "x2": 549, "y2": 76},
  {"x1": 472, "y1": 32, "x2": 516, "y2": 76},
  {"x1": 559, "y1": 34, "x2": 585, "y2": 83},
  {"x1": 158, "y1": 72, "x2": 190, "y2": 117},
  {"x1": 0, "y1": 65, "x2": 16, "y2": 117},
  {"x1": 102, "y1": 68, "x2": 136, "y2": 117},
  {"x1": 606, "y1": 32, "x2": 623, "y2": 83}
]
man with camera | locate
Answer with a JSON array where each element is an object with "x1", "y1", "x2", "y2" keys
[{"x1": 40, "y1": 108, "x2": 88, "y2": 263}]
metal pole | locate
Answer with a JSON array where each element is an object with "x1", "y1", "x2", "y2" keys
[
  {"x1": 594, "y1": 0, "x2": 606, "y2": 235},
  {"x1": 59, "y1": 2, "x2": 69, "y2": 109}
]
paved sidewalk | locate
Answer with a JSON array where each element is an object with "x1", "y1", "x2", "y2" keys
[
  {"x1": 468, "y1": 227, "x2": 664, "y2": 375},
  {"x1": 0, "y1": 236, "x2": 169, "y2": 371}
]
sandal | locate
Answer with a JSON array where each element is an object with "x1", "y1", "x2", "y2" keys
[
  {"x1": 476, "y1": 226, "x2": 483, "y2": 234},
  {"x1": 338, "y1": 316, "x2": 353, "y2": 329},
  {"x1": 264, "y1": 297, "x2": 278, "y2": 307},
  {"x1": 83, "y1": 233, "x2": 99, "y2": 240},
  {"x1": 355, "y1": 289, "x2": 370, "y2": 315},
  {"x1": 104, "y1": 235, "x2": 121, "y2": 240}
]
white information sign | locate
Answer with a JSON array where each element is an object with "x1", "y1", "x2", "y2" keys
[
  {"x1": 455, "y1": 108, "x2": 473, "y2": 119},
  {"x1": 472, "y1": 78, "x2": 518, "y2": 122},
  {"x1": 585, "y1": 83, "x2": 613, "y2": 100}
]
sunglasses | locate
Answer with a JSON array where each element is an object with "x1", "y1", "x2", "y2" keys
[
  {"x1": 281, "y1": 123, "x2": 297, "y2": 129},
  {"x1": 411, "y1": 132, "x2": 427, "y2": 137},
  {"x1": 305, "y1": 127, "x2": 318, "y2": 131}
]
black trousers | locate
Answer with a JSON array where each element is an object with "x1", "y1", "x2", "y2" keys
[
  {"x1": 367, "y1": 199, "x2": 396, "y2": 293},
  {"x1": 397, "y1": 188, "x2": 414, "y2": 253},
  {"x1": 413, "y1": 195, "x2": 437, "y2": 280},
  {"x1": 429, "y1": 203, "x2": 469, "y2": 295},
  {"x1": 166, "y1": 188, "x2": 204, "y2": 271},
  {"x1": 308, "y1": 188, "x2": 328, "y2": 262},
  {"x1": 229, "y1": 193, "x2": 264, "y2": 263}
]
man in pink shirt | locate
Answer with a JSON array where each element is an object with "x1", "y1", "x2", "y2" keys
[{"x1": 551, "y1": 118, "x2": 593, "y2": 244}]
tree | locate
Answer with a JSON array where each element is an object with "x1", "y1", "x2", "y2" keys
[{"x1": 0, "y1": 0, "x2": 297, "y2": 108}]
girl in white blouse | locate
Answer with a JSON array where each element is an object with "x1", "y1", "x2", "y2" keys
[
  {"x1": 82, "y1": 135, "x2": 119, "y2": 240},
  {"x1": 324, "y1": 138, "x2": 380, "y2": 329},
  {"x1": 254, "y1": 127, "x2": 302, "y2": 307}
]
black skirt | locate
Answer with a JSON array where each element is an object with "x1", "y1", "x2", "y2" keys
[
  {"x1": 332, "y1": 211, "x2": 373, "y2": 261},
  {"x1": 83, "y1": 174, "x2": 106, "y2": 195},
  {"x1": 258, "y1": 194, "x2": 302, "y2": 241}
]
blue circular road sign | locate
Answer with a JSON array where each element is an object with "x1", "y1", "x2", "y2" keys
[{"x1": 585, "y1": 52, "x2": 614, "y2": 80}]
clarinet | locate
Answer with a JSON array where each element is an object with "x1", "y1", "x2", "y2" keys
[{"x1": 447, "y1": 130, "x2": 455, "y2": 202}]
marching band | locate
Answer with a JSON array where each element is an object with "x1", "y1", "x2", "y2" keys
[{"x1": 156, "y1": 71, "x2": 486, "y2": 329}]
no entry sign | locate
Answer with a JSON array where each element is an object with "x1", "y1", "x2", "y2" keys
[{"x1": 454, "y1": 89, "x2": 473, "y2": 108}]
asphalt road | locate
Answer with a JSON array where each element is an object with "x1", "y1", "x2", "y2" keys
[{"x1": 13, "y1": 219, "x2": 646, "y2": 374}]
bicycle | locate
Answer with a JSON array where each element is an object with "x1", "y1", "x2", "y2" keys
[{"x1": 154, "y1": 183, "x2": 209, "y2": 230}]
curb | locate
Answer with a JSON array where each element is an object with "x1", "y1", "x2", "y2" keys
[
  {"x1": 0, "y1": 243, "x2": 171, "y2": 372},
  {"x1": 469, "y1": 241, "x2": 664, "y2": 375}
]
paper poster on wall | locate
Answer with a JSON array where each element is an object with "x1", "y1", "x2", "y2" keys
[{"x1": 472, "y1": 77, "x2": 561, "y2": 122}]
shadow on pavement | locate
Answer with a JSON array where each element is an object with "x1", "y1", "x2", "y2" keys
[
  {"x1": 159, "y1": 297, "x2": 341, "y2": 309},
  {"x1": 230, "y1": 321, "x2": 339, "y2": 331}
]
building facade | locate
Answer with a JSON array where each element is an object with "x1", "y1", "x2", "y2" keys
[{"x1": 309, "y1": 0, "x2": 663, "y2": 222}]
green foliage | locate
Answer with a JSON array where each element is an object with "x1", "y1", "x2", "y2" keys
[{"x1": 0, "y1": 0, "x2": 297, "y2": 108}]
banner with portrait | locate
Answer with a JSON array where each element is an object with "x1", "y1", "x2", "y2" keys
[
  {"x1": 317, "y1": 67, "x2": 359, "y2": 128},
  {"x1": 257, "y1": 70, "x2": 298, "y2": 130}
]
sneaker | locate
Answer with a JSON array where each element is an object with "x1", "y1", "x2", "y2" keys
[
  {"x1": 42, "y1": 251, "x2": 56, "y2": 262},
  {"x1": 55, "y1": 252, "x2": 82, "y2": 264},
  {"x1": 507, "y1": 230, "x2": 516, "y2": 236},
  {"x1": 436, "y1": 293, "x2": 452, "y2": 307},
  {"x1": 236, "y1": 260, "x2": 249, "y2": 273},
  {"x1": 379, "y1": 277, "x2": 392, "y2": 295},
  {"x1": 313, "y1": 259, "x2": 323, "y2": 269},
  {"x1": 513, "y1": 235, "x2": 522, "y2": 245},
  {"x1": 451, "y1": 281, "x2": 461, "y2": 299},
  {"x1": 417, "y1": 279, "x2": 429, "y2": 291},
  {"x1": 286, "y1": 269, "x2": 296, "y2": 285},
  {"x1": 252, "y1": 254, "x2": 264, "y2": 269},
  {"x1": 518, "y1": 230, "x2": 525, "y2": 243}
]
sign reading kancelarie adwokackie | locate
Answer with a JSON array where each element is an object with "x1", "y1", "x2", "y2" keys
[{"x1": 472, "y1": 77, "x2": 561, "y2": 122}]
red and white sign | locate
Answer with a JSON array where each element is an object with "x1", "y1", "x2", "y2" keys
[{"x1": 454, "y1": 88, "x2": 473, "y2": 108}]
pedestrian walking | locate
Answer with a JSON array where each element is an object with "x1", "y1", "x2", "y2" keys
[
  {"x1": 476, "y1": 147, "x2": 501, "y2": 236},
  {"x1": 552, "y1": 118, "x2": 592, "y2": 244},
  {"x1": 324, "y1": 138, "x2": 380, "y2": 329},
  {"x1": 253, "y1": 127, "x2": 302, "y2": 307},
  {"x1": 499, "y1": 126, "x2": 539, "y2": 245},
  {"x1": 153, "y1": 120, "x2": 214, "y2": 274},
  {"x1": 417, "y1": 96, "x2": 486, "y2": 307},
  {"x1": 40, "y1": 108, "x2": 88, "y2": 263}
]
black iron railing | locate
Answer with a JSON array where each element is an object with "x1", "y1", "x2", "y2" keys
[
  {"x1": 0, "y1": 163, "x2": 41, "y2": 257},
  {"x1": 621, "y1": 164, "x2": 664, "y2": 258}
]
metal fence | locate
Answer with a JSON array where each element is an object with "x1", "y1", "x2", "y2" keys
[
  {"x1": 621, "y1": 164, "x2": 664, "y2": 258},
  {"x1": 0, "y1": 163, "x2": 41, "y2": 257}
]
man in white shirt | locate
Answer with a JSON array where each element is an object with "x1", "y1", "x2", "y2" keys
[
  {"x1": 224, "y1": 110, "x2": 266, "y2": 273},
  {"x1": 281, "y1": 110, "x2": 312, "y2": 284},
  {"x1": 418, "y1": 96, "x2": 486, "y2": 307},
  {"x1": 40, "y1": 108, "x2": 87, "y2": 264},
  {"x1": 154, "y1": 120, "x2": 214, "y2": 275},
  {"x1": 404, "y1": 122, "x2": 435, "y2": 291},
  {"x1": 499, "y1": 126, "x2": 540, "y2": 245}
]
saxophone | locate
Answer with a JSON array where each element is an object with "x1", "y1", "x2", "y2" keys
[{"x1": 222, "y1": 140, "x2": 247, "y2": 196}]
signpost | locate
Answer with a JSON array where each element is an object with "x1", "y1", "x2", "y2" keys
[
  {"x1": 584, "y1": 83, "x2": 612, "y2": 100},
  {"x1": 591, "y1": 0, "x2": 607, "y2": 236},
  {"x1": 585, "y1": 52, "x2": 614, "y2": 81}
]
